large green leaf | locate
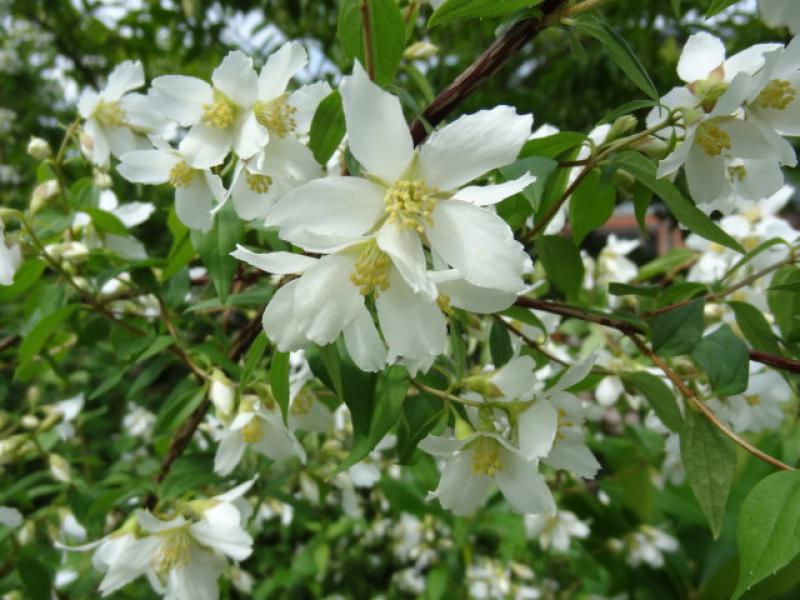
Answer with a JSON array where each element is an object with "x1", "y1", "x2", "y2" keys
[
  {"x1": 680, "y1": 409, "x2": 736, "y2": 538},
  {"x1": 734, "y1": 470, "x2": 800, "y2": 598},
  {"x1": 649, "y1": 298, "x2": 705, "y2": 357},
  {"x1": 309, "y1": 90, "x2": 346, "y2": 165},
  {"x1": 535, "y1": 235, "x2": 585, "y2": 301},
  {"x1": 17, "y1": 304, "x2": 78, "y2": 375},
  {"x1": 768, "y1": 266, "x2": 800, "y2": 344},
  {"x1": 573, "y1": 15, "x2": 659, "y2": 100},
  {"x1": 270, "y1": 351, "x2": 291, "y2": 422},
  {"x1": 569, "y1": 168, "x2": 616, "y2": 245},
  {"x1": 730, "y1": 301, "x2": 783, "y2": 356},
  {"x1": 692, "y1": 325, "x2": 750, "y2": 396},
  {"x1": 706, "y1": 0, "x2": 740, "y2": 17},
  {"x1": 190, "y1": 201, "x2": 243, "y2": 303},
  {"x1": 429, "y1": 0, "x2": 545, "y2": 27},
  {"x1": 489, "y1": 320, "x2": 514, "y2": 367},
  {"x1": 623, "y1": 371, "x2": 683, "y2": 432},
  {"x1": 612, "y1": 151, "x2": 744, "y2": 254},
  {"x1": 396, "y1": 391, "x2": 447, "y2": 464}
]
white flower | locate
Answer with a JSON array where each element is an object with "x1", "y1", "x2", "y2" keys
[
  {"x1": 419, "y1": 426, "x2": 555, "y2": 516},
  {"x1": 0, "y1": 222, "x2": 21, "y2": 286},
  {"x1": 760, "y1": 0, "x2": 800, "y2": 33},
  {"x1": 524, "y1": 509, "x2": 590, "y2": 552},
  {"x1": 117, "y1": 141, "x2": 225, "y2": 232},
  {"x1": 623, "y1": 525, "x2": 678, "y2": 569},
  {"x1": 78, "y1": 60, "x2": 166, "y2": 166},
  {"x1": 69, "y1": 481, "x2": 254, "y2": 599},
  {"x1": 708, "y1": 364, "x2": 792, "y2": 433},
  {"x1": 122, "y1": 405, "x2": 156, "y2": 439},
  {"x1": 0, "y1": 506, "x2": 23, "y2": 528},
  {"x1": 267, "y1": 62, "x2": 533, "y2": 295},
  {"x1": 52, "y1": 393, "x2": 84, "y2": 440},
  {"x1": 214, "y1": 394, "x2": 306, "y2": 476}
]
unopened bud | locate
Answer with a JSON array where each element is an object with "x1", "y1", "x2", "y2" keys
[
  {"x1": 30, "y1": 180, "x2": 59, "y2": 215},
  {"x1": 49, "y1": 453, "x2": 71, "y2": 482},
  {"x1": 606, "y1": 115, "x2": 638, "y2": 142},
  {"x1": 454, "y1": 416, "x2": 474, "y2": 440},
  {"x1": 27, "y1": 136, "x2": 52, "y2": 161},
  {"x1": 210, "y1": 370, "x2": 235, "y2": 416},
  {"x1": 463, "y1": 375, "x2": 503, "y2": 398},
  {"x1": 93, "y1": 169, "x2": 113, "y2": 189},
  {"x1": 403, "y1": 41, "x2": 438, "y2": 60},
  {"x1": 20, "y1": 415, "x2": 39, "y2": 429},
  {"x1": 629, "y1": 135, "x2": 670, "y2": 159}
]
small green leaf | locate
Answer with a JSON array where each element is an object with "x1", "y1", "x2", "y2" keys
[
  {"x1": 680, "y1": 409, "x2": 736, "y2": 538},
  {"x1": 83, "y1": 207, "x2": 129, "y2": 236},
  {"x1": 637, "y1": 247, "x2": 696, "y2": 280},
  {"x1": 613, "y1": 151, "x2": 744, "y2": 254},
  {"x1": 598, "y1": 99, "x2": 658, "y2": 125},
  {"x1": 338, "y1": 0, "x2": 406, "y2": 86},
  {"x1": 706, "y1": 0, "x2": 739, "y2": 17},
  {"x1": 396, "y1": 391, "x2": 446, "y2": 464},
  {"x1": 17, "y1": 546, "x2": 52, "y2": 600},
  {"x1": 768, "y1": 266, "x2": 800, "y2": 344},
  {"x1": 535, "y1": 235, "x2": 585, "y2": 301},
  {"x1": 309, "y1": 91, "x2": 346, "y2": 164},
  {"x1": 569, "y1": 168, "x2": 616, "y2": 245},
  {"x1": 190, "y1": 201, "x2": 243, "y2": 303},
  {"x1": 692, "y1": 325, "x2": 749, "y2": 396},
  {"x1": 650, "y1": 298, "x2": 704, "y2": 356},
  {"x1": 623, "y1": 371, "x2": 683, "y2": 432},
  {"x1": 0, "y1": 259, "x2": 46, "y2": 302},
  {"x1": 573, "y1": 15, "x2": 659, "y2": 100},
  {"x1": 241, "y1": 333, "x2": 268, "y2": 385},
  {"x1": 608, "y1": 282, "x2": 660, "y2": 297},
  {"x1": 429, "y1": 0, "x2": 545, "y2": 27},
  {"x1": 270, "y1": 351, "x2": 291, "y2": 422},
  {"x1": 17, "y1": 305, "x2": 78, "y2": 374},
  {"x1": 489, "y1": 320, "x2": 513, "y2": 367},
  {"x1": 730, "y1": 301, "x2": 783, "y2": 355},
  {"x1": 520, "y1": 131, "x2": 586, "y2": 159},
  {"x1": 734, "y1": 470, "x2": 800, "y2": 598}
]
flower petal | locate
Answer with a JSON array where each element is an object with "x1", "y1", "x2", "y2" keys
[
  {"x1": 262, "y1": 280, "x2": 309, "y2": 351},
  {"x1": 685, "y1": 143, "x2": 726, "y2": 205},
  {"x1": 190, "y1": 521, "x2": 253, "y2": 561},
  {"x1": 677, "y1": 32, "x2": 725, "y2": 83},
  {"x1": 104, "y1": 60, "x2": 144, "y2": 101},
  {"x1": 231, "y1": 244, "x2": 318, "y2": 274},
  {"x1": 437, "y1": 276, "x2": 516, "y2": 314},
  {"x1": 289, "y1": 81, "x2": 333, "y2": 135},
  {"x1": 340, "y1": 62, "x2": 414, "y2": 182},
  {"x1": 517, "y1": 400, "x2": 558, "y2": 460},
  {"x1": 117, "y1": 149, "x2": 179, "y2": 184},
  {"x1": 426, "y1": 199, "x2": 528, "y2": 293},
  {"x1": 453, "y1": 172, "x2": 537, "y2": 206},
  {"x1": 495, "y1": 449, "x2": 556, "y2": 515},
  {"x1": 150, "y1": 75, "x2": 213, "y2": 126},
  {"x1": 213, "y1": 430, "x2": 246, "y2": 476},
  {"x1": 232, "y1": 110, "x2": 268, "y2": 160},
  {"x1": 491, "y1": 355, "x2": 537, "y2": 400},
  {"x1": 175, "y1": 175, "x2": 214, "y2": 232},
  {"x1": 419, "y1": 106, "x2": 532, "y2": 191},
  {"x1": 212, "y1": 50, "x2": 258, "y2": 107},
  {"x1": 258, "y1": 41, "x2": 308, "y2": 100},
  {"x1": 179, "y1": 122, "x2": 233, "y2": 169},
  {"x1": 343, "y1": 304, "x2": 387, "y2": 372},
  {"x1": 544, "y1": 440, "x2": 601, "y2": 479},
  {"x1": 435, "y1": 447, "x2": 492, "y2": 515},
  {"x1": 375, "y1": 222, "x2": 436, "y2": 300}
]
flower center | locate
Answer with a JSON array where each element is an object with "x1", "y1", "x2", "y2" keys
[
  {"x1": 436, "y1": 293, "x2": 453, "y2": 316},
  {"x1": 246, "y1": 172, "x2": 272, "y2": 194},
  {"x1": 242, "y1": 417, "x2": 265, "y2": 443},
  {"x1": 254, "y1": 94, "x2": 297, "y2": 137},
  {"x1": 155, "y1": 528, "x2": 193, "y2": 576},
  {"x1": 291, "y1": 389, "x2": 315, "y2": 416},
  {"x1": 691, "y1": 78, "x2": 729, "y2": 112},
  {"x1": 745, "y1": 395, "x2": 761, "y2": 406},
  {"x1": 696, "y1": 122, "x2": 731, "y2": 156},
  {"x1": 755, "y1": 79, "x2": 797, "y2": 111},
  {"x1": 470, "y1": 436, "x2": 503, "y2": 477},
  {"x1": 169, "y1": 161, "x2": 195, "y2": 188},
  {"x1": 727, "y1": 164, "x2": 747, "y2": 182},
  {"x1": 383, "y1": 179, "x2": 438, "y2": 233},
  {"x1": 202, "y1": 91, "x2": 237, "y2": 129},
  {"x1": 94, "y1": 100, "x2": 125, "y2": 127},
  {"x1": 555, "y1": 408, "x2": 574, "y2": 442},
  {"x1": 350, "y1": 241, "x2": 391, "y2": 296}
]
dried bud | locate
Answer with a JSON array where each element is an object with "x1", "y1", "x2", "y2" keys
[{"x1": 27, "y1": 136, "x2": 52, "y2": 160}]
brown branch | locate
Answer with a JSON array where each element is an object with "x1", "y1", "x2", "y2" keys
[
  {"x1": 626, "y1": 333, "x2": 794, "y2": 471},
  {"x1": 749, "y1": 350, "x2": 800, "y2": 375},
  {"x1": 408, "y1": 0, "x2": 568, "y2": 146},
  {"x1": 360, "y1": 0, "x2": 376, "y2": 81}
]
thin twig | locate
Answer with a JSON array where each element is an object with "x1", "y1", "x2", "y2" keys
[{"x1": 360, "y1": 0, "x2": 376, "y2": 81}]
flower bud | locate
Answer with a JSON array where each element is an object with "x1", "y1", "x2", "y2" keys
[
  {"x1": 27, "y1": 136, "x2": 52, "y2": 160},
  {"x1": 454, "y1": 416, "x2": 474, "y2": 440},
  {"x1": 49, "y1": 453, "x2": 71, "y2": 482},
  {"x1": 93, "y1": 168, "x2": 113, "y2": 189},
  {"x1": 20, "y1": 415, "x2": 39, "y2": 429},
  {"x1": 606, "y1": 115, "x2": 638, "y2": 142},
  {"x1": 210, "y1": 369, "x2": 235, "y2": 416},
  {"x1": 30, "y1": 180, "x2": 59, "y2": 215},
  {"x1": 463, "y1": 374, "x2": 502, "y2": 398},
  {"x1": 403, "y1": 41, "x2": 439, "y2": 60},
  {"x1": 629, "y1": 135, "x2": 670, "y2": 159}
]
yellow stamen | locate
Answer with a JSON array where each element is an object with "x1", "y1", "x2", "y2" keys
[
  {"x1": 94, "y1": 101, "x2": 125, "y2": 127},
  {"x1": 202, "y1": 91, "x2": 237, "y2": 129},
  {"x1": 383, "y1": 179, "x2": 439, "y2": 233},
  {"x1": 350, "y1": 241, "x2": 391, "y2": 297},
  {"x1": 755, "y1": 79, "x2": 797, "y2": 111},
  {"x1": 727, "y1": 164, "x2": 746, "y2": 182},
  {"x1": 246, "y1": 172, "x2": 272, "y2": 194},
  {"x1": 745, "y1": 395, "x2": 761, "y2": 406},
  {"x1": 696, "y1": 122, "x2": 731, "y2": 156},
  {"x1": 155, "y1": 528, "x2": 193, "y2": 576},
  {"x1": 291, "y1": 389, "x2": 315, "y2": 416},
  {"x1": 470, "y1": 436, "x2": 503, "y2": 477},
  {"x1": 254, "y1": 94, "x2": 297, "y2": 137},
  {"x1": 555, "y1": 408, "x2": 574, "y2": 442},
  {"x1": 168, "y1": 161, "x2": 195, "y2": 188},
  {"x1": 436, "y1": 293, "x2": 453, "y2": 316},
  {"x1": 242, "y1": 417, "x2": 264, "y2": 443}
]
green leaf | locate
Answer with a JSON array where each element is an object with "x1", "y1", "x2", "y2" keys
[
  {"x1": 730, "y1": 301, "x2": 783, "y2": 356},
  {"x1": 489, "y1": 320, "x2": 513, "y2": 367},
  {"x1": 17, "y1": 546, "x2": 52, "y2": 600},
  {"x1": 650, "y1": 298, "x2": 704, "y2": 356},
  {"x1": 623, "y1": 371, "x2": 683, "y2": 432},
  {"x1": 706, "y1": 0, "x2": 739, "y2": 17},
  {"x1": 83, "y1": 207, "x2": 129, "y2": 236},
  {"x1": 769, "y1": 280, "x2": 800, "y2": 293},
  {"x1": 637, "y1": 247, "x2": 696, "y2": 281},
  {"x1": 608, "y1": 282, "x2": 660, "y2": 297},
  {"x1": 768, "y1": 266, "x2": 800, "y2": 343},
  {"x1": 692, "y1": 325, "x2": 749, "y2": 396},
  {"x1": 535, "y1": 235, "x2": 585, "y2": 301},
  {"x1": 241, "y1": 333, "x2": 268, "y2": 385},
  {"x1": 339, "y1": 365, "x2": 409, "y2": 471},
  {"x1": 396, "y1": 391, "x2": 446, "y2": 464},
  {"x1": 520, "y1": 131, "x2": 586, "y2": 159},
  {"x1": 612, "y1": 151, "x2": 744, "y2": 254},
  {"x1": 598, "y1": 99, "x2": 658, "y2": 125},
  {"x1": 309, "y1": 90, "x2": 346, "y2": 164},
  {"x1": 569, "y1": 168, "x2": 616, "y2": 244},
  {"x1": 681, "y1": 409, "x2": 736, "y2": 538},
  {"x1": 0, "y1": 259, "x2": 46, "y2": 302},
  {"x1": 500, "y1": 156, "x2": 558, "y2": 211},
  {"x1": 573, "y1": 15, "x2": 659, "y2": 100},
  {"x1": 429, "y1": 0, "x2": 545, "y2": 27},
  {"x1": 66, "y1": 177, "x2": 99, "y2": 210},
  {"x1": 270, "y1": 351, "x2": 291, "y2": 422},
  {"x1": 633, "y1": 181, "x2": 653, "y2": 232},
  {"x1": 190, "y1": 200, "x2": 243, "y2": 303},
  {"x1": 17, "y1": 305, "x2": 78, "y2": 374},
  {"x1": 337, "y1": 0, "x2": 406, "y2": 86},
  {"x1": 734, "y1": 470, "x2": 800, "y2": 598}
]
